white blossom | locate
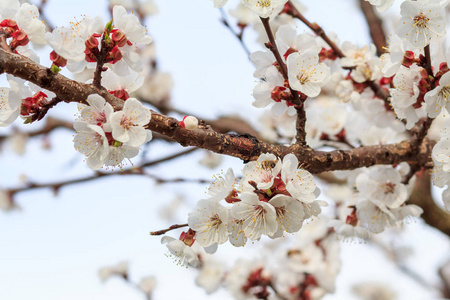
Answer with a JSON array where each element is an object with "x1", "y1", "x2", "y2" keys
[
  {"x1": 73, "y1": 122, "x2": 109, "y2": 170},
  {"x1": 0, "y1": 77, "x2": 22, "y2": 127},
  {"x1": 281, "y1": 153, "x2": 317, "y2": 203},
  {"x1": 109, "y1": 98, "x2": 152, "y2": 147},
  {"x1": 365, "y1": 0, "x2": 395, "y2": 12},
  {"x1": 425, "y1": 71, "x2": 450, "y2": 118},
  {"x1": 113, "y1": 5, "x2": 152, "y2": 44},
  {"x1": 161, "y1": 236, "x2": 199, "y2": 267},
  {"x1": 208, "y1": 168, "x2": 237, "y2": 201},
  {"x1": 287, "y1": 49, "x2": 330, "y2": 97},
  {"x1": 241, "y1": 0, "x2": 288, "y2": 18},
  {"x1": 230, "y1": 192, "x2": 278, "y2": 240},
  {"x1": 188, "y1": 200, "x2": 229, "y2": 247},
  {"x1": 397, "y1": 0, "x2": 446, "y2": 48},
  {"x1": 138, "y1": 276, "x2": 157, "y2": 294}
]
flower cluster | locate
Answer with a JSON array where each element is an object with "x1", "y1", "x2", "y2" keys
[
  {"x1": 0, "y1": 0, "x2": 45, "y2": 53},
  {"x1": 176, "y1": 153, "x2": 323, "y2": 255},
  {"x1": 251, "y1": 24, "x2": 330, "y2": 117},
  {"x1": 73, "y1": 94, "x2": 152, "y2": 169},
  {"x1": 45, "y1": 5, "x2": 152, "y2": 74},
  {"x1": 329, "y1": 165, "x2": 422, "y2": 241}
]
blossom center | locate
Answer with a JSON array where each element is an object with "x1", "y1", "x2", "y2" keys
[
  {"x1": 209, "y1": 214, "x2": 222, "y2": 228},
  {"x1": 297, "y1": 73, "x2": 310, "y2": 84},
  {"x1": 253, "y1": 205, "x2": 267, "y2": 218},
  {"x1": 439, "y1": 86, "x2": 450, "y2": 100},
  {"x1": 381, "y1": 182, "x2": 396, "y2": 194},
  {"x1": 413, "y1": 13, "x2": 429, "y2": 29},
  {"x1": 256, "y1": 0, "x2": 271, "y2": 7},
  {"x1": 120, "y1": 115, "x2": 135, "y2": 130}
]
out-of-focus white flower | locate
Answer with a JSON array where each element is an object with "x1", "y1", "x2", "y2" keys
[
  {"x1": 356, "y1": 165, "x2": 408, "y2": 210},
  {"x1": 137, "y1": 71, "x2": 173, "y2": 104},
  {"x1": 229, "y1": 3, "x2": 258, "y2": 26},
  {"x1": 161, "y1": 236, "x2": 199, "y2": 267},
  {"x1": 328, "y1": 219, "x2": 369, "y2": 242},
  {"x1": 213, "y1": 0, "x2": 228, "y2": 8},
  {"x1": 365, "y1": 0, "x2": 395, "y2": 12},
  {"x1": 138, "y1": 276, "x2": 157, "y2": 294},
  {"x1": 199, "y1": 151, "x2": 223, "y2": 169},
  {"x1": 397, "y1": 0, "x2": 446, "y2": 48},
  {"x1": 352, "y1": 281, "x2": 397, "y2": 300},
  {"x1": 195, "y1": 257, "x2": 225, "y2": 294},
  {"x1": 340, "y1": 42, "x2": 376, "y2": 68},
  {"x1": 0, "y1": 189, "x2": 15, "y2": 211},
  {"x1": 98, "y1": 261, "x2": 128, "y2": 282},
  {"x1": 0, "y1": 77, "x2": 22, "y2": 127},
  {"x1": 7, "y1": 132, "x2": 28, "y2": 155}
]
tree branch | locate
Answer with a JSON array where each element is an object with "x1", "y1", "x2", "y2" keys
[
  {"x1": 359, "y1": 0, "x2": 386, "y2": 56},
  {"x1": 0, "y1": 49, "x2": 434, "y2": 174}
]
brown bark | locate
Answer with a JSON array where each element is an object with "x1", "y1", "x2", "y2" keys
[
  {"x1": 0, "y1": 49, "x2": 433, "y2": 174},
  {"x1": 359, "y1": 0, "x2": 387, "y2": 56},
  {"x1": 408, "y1": 170, "x2": 450, "y2": 237}
]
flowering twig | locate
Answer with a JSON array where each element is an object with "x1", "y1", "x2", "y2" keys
[
  {"x1": 92, "y1": 36, "x2": 112, "y2": 88},
  {"x1": 0, "y1": 48, "x2": 435, "y2": 173},
  {"x1": 150, "y1": 223, "x2": 189, "y2": 236},
  {"x1": 8, "y1": 148, "x2": 200, "y2": 196},
  {"x1": 359, "y1": 0, "x2": 386, "y2": 56},
  {"x1": 259, "y1": 17, "x2": 305, "y2": 145},
  {"x1": 31, "y1": 96, "x2": 66, "y2": 122},
  {"x1": 219, "y1": 8, "x2": 251, "y2": 57},
  {"x1": 285, "y1": 1, "x2": 344, "y2": 58}
]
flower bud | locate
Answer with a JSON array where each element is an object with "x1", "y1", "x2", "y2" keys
[{"x1": 180, "y1": 116, "x2": 198, "y2": 130}]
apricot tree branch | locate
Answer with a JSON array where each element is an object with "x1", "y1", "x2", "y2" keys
[
  {"x1": 359, "y1": 0, "x2": 386, "y2": 56},
  {"x1": 0, "y1": 48, "x2": 433, "y2": 174}
]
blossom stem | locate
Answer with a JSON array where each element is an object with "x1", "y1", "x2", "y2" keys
[
  {"x1": 285, "y1": 1, "x2": 344, "y2": 58},
  {"x1": 149, "y1": 223, "x2": 189, "y2": 236},
  {"x1": 92, "y1": 35, "x2": 112, "y2": 88},
  {"x1": 259, "y1": 18, "x2": 288, "y2": 80},
  {"x1": 8, "y1": 148, "x2": 202, "y2": 196},
  {"x1": 259, "y1": 17, "x2": 305, "y2": 144},
  {"x1": 219, "y1": 8, "x2": 251, "y2": 57}
]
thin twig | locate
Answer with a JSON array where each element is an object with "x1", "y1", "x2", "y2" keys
[
  {"x1": 150, "y1": 223, "x2": 189, "y2": 236},
  {"x1": 8, "y1": 148, "x2": 200, "y2": 196},
  {"x1": 219, "y1": 8, "x2": 251, "y2": 57},
  {"x1": 285, "y1": 1, "x2": 344, "y2": 58}
]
